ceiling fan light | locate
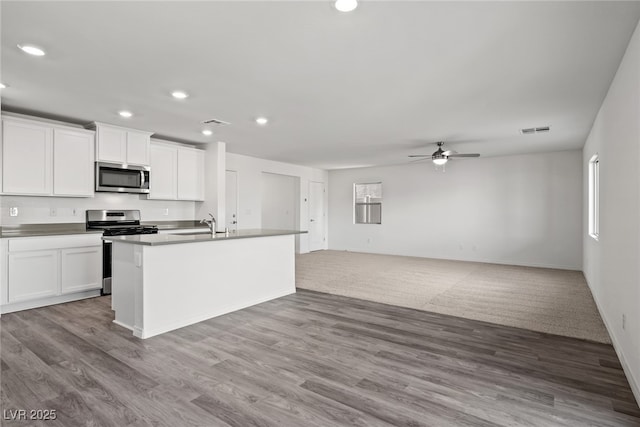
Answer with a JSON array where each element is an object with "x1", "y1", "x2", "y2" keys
[
  {"x1": 335, "y1": 0, "x2": 358, "y2": 12},
  {"x1": 433, "y1": 157, "x2": 448, "y2": 166}
]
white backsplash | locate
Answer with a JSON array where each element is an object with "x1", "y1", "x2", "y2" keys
[{"x1": 0, "y1": 193, "x2": 198, "y2": 225}]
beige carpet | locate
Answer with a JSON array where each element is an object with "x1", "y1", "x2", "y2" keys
[{"x1": 295, "y1": 250, "x2": 611, "y2": 344}]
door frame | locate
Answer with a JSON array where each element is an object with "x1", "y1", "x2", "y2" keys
[
  {"x1": 225, "y1": 169, "x2": 239, "y2": 230},
  {"x1": 308, "y1": 180, "x2": 326, "y2": 251}
]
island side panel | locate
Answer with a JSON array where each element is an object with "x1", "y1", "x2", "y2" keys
[
  {"x1": 111, "y1": 241, "x2": 142, "y2": 331},
  {"x1": 137, "y1": 234, "x2": 295, "y2": 338}
]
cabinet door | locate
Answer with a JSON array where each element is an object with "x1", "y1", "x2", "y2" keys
[
  {"x1": 148, "y1": 143, "x2": 177, "y2": 200},
  {"x1": 60, "y1": 246, "x2": 102, "y2": 294},
  {"x1": 8, "y1": 250, "x2": 58, "y2": 302},
  {"x1": 126, "y1": 131, "x2": 150, "y2": 165},
  {"x1": 53, "y1": 129, "x2": 95, "y2": 197},
  {"x1": 97, "y1": 126, "x2": 127, "y2": 163},
  {"x1": 177, "y1": 148, "x2": 205, "y2": 201},
  {"x1": 2, "y1": 119, "x2": 53, "y2": 195}
]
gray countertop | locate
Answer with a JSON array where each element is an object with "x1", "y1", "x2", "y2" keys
[
  {"x1": 0, "y1": 223, "x2": 103, "y2": 238},
  {"x1": 142, "y1": 220, "x2": 209, "y2": 231},
  {"x1": 0, "y1": 220, "x2": 210, "y2": 238},
  {"x1": 106, "y1": 229, "x2": 307, "y2": 246}
]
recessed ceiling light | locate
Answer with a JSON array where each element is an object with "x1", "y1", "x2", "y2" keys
[
  {"x1": 202, "y1": 129, "x2": 213, "y2": 136},
  {"x1": 0, "y1": 83, "x2": 6, "y2": 89},
  {"x1": 17, "y1": 44, "x2": 45, "y2": 56},
  {"x1": 256, "y1": 117, "x2": 269, "y2": 125},
  {"x1": 335, "y1": 0, "x2": 358, "y2": 12},
  {"x1": 118, "y1": 111, "x2": 133, "y2": 118},
  {"x1": 171, "y1": 91, "x2": 188, "y2": 99}
]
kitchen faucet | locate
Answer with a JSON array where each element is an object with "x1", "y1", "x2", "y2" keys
[{"x1": 200, "y1": 213, "x2": 216, "y2": 235}]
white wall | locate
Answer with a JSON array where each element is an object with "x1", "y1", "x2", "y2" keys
[
  {"x1": 196, "y1": 141, "x2": 225, "y2": 225},
  {"x1": 226, "y1": 153, "x2": 328, "y2": 253},
  {"x1": 261, "y1": 172, "x2": 299, "y2": 230},
  {"x1": 0, "y1": 193, "x2": 196, "y2": 224},
  {"x1": 582, "y1": 19, "x2": 640, "y2": 403},
  {"x1": 329, "y1": 149, "x2": 583, "y2": 270}
]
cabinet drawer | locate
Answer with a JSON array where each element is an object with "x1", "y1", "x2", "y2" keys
[{"x1": 8, "y1": 234, "x2": 102, "y2": 252}]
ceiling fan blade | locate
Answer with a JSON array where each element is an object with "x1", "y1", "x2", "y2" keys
[
  {"x1": 409, "y1": 158, "x2": 433, "y2": 163},
  {"x1": 442, "y1": 150, "x2": 456, "y2": 156},
  {"x1": 448, "y1": 153, "x2": 480, "y2": 158},
  {"x1": 408, "y1": 155, "x2": 433, "y2": 158}
]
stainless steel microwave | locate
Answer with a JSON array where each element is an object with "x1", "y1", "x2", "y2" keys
[{"x1": 95, "y1": 162, "x2": 150, "y2": 194}]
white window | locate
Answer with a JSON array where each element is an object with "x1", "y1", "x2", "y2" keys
[
  {"x1": 588, "y1": 154, "x2": 600, "y2": 240},
  {"x1": 354, "y1": 182, "x2": 382, "y2": 224}
]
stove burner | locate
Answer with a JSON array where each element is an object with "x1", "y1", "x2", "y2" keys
[
  {"x1": 102, "y1": 226, "x2": 158, "y2": 236},
  {"x1": 86, "y1": 209, "x2": 158, "y2": 236}
]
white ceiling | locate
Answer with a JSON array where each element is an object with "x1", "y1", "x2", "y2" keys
[{"x1": 2, "y1": 1, "x2": 639, "y2": 170}]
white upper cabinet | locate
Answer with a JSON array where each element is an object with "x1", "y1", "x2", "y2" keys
[
  {"x1": 2, "y1": 119, "x2": 53, "y2": 195},
  {"x1": 53, "y1": 128, "x2": 95, "y2": 197},
  {"x1": 148, "y1": 140, "x2": 204, "y2": 201},
  {"x1": 126, "y1": 131, "x2": 151, "y2": 165},
  {"x1": 94, "y1": 122, "x2": 152, "y2": 166},
  {"x1": 177, "y1": 147, "x2": 205, "y2": 201},
  {"x1": 96, "y1": 126, "x2": 127, "y2": 163},
  {"x1": 148, "y1": 143, "x2": 178, "y2": 200},
  {"x1": 2, "y1": 116, "x2": 94, "y2": 197}
]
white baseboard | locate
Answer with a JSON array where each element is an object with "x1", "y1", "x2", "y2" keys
[
  {"x1": 112, "y1": 319, "x2": 133, "y2": 332},
  {"x1": 0, "y1": 289, "x2": 101, "y2": 314},
  {"x1": 584, "y1": 275, "x2": 640, "y2": 406},
  {"x1": 334, "y1": 248, "x2": 582, "y2": 271}
]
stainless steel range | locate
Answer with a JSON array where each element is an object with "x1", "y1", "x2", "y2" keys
[{"x1": 86, "y1": 210, "x2": 158, "y2": 295}]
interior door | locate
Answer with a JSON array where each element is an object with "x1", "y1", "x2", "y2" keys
[
  {"x1": 309, "y1": 181, "x2": 325, "y2": 251},
  {"x1": 226, "y1": 170, "x2": 238, "y2": 231}
]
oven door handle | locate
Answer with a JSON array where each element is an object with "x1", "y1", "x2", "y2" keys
[{"x1": 140, "y1": 170, "x2": 146, "y2": 188}]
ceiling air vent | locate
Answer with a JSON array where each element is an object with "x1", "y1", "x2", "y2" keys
[
  {"x1": 520, "y1": 125, "x2": 550, "y2": 135},
  {"x1": 201, "y1": 118, "x2": 231, "y2": 126}
]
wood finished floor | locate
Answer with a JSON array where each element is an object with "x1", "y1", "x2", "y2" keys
[{"x1": 1, "y1": 290, "x2": 639, "y2": 427}]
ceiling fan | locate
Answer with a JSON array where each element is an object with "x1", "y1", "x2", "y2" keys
[{"x1": 408, "y1": 141, "x2": 480, "y2": 166}]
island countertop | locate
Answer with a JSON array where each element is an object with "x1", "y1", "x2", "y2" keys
[{"x1": 105, "y1": 228, "x2": 307, "y2": 246}]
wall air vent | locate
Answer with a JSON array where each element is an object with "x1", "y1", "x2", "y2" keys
[
  {"x1": 520, "y1": 126, "x2": 550, "y2": 135},
  {"x1": 201, "y1": 118, "x2": 231, "y2": 126}
]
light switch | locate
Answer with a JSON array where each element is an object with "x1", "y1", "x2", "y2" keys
[
  {"x1": 9, "y1": 207, "x2": 18, "y2": 217},
  {"x1": 134, "y1": 252, "x2": 142, "y2": 267}
]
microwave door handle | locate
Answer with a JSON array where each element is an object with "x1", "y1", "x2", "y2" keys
[{"x1": 140, "y1": 170, "x2": 145, "y2": 188}]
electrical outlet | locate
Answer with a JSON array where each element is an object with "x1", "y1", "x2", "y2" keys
[
  {"x1": 367, "y1": 237, "x2": 372, "y2": 244},
  {"x1": 163, "y1": 208, "x2": 169, "y2": 216},
  {"x1": 622, "y1": 314, "x2": 626, "y2": 330},
  {"x1": 50, "y1": 208, "x2": 57, "y2": 217},
  {"x1": 9, "y1": 207, "x2": 18, "y2": 217},
  {"x1": 72, "y1": 208, "x2": 78, "y2": 216}
]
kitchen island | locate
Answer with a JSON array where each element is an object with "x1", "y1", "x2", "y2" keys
[{"x1": 108, "y1": 229, "x2": 305, "y2": 338}]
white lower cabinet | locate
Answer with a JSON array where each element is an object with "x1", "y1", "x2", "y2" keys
[
  {"x1": 8, "y1": 250, "x2": 59, "y2": 302},
  {"x1": 61, "y1": 246, "x2": 102, "y2": 294},
  {"x1": 1, "y1": 234, "x2": 102, "y2": 313}
]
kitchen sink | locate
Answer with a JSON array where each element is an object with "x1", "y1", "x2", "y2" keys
[{"x1": 169, "y1": 231, "x2": 228, "y2": 236}]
